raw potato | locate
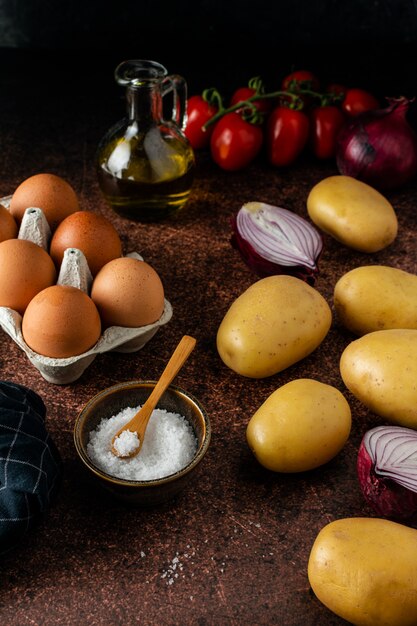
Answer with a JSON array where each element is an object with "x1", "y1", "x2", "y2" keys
[
  {"x1": 307, "y1": 175, "x2": 398, "y2": 252},
  {"x1": 246, "y1": 379, "x2": 351, "y2": 472},
  {"x1": 216, "y1": 275, "x2": 332, "y2": 378},
  {"x1": 308, "y1": 517, "x2": 417, "y2": 626},
  {"x1": 340, "y1": 329, "x2": 417, "y2": 428},
  {"x1": 334, "y1": 265, "x2": 417, "y2": 335}
]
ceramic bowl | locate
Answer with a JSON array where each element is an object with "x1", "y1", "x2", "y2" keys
[{"x1": 73, "y1": 380, "x2": 211, "y2": 506}]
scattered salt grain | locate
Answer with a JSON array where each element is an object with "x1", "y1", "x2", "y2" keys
[
  {"x1": 161, "y1": 550, "x2": 192, "y2": 585},
  {"x1": 87, "y1": 406, "x2": 198, "y2": 481}
]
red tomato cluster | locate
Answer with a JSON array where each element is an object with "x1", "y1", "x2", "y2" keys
[{"x1": 184, "y1": 70, "x2": 380, "y2": 171}]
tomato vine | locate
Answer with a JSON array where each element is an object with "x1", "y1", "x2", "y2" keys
[{"x1": 201, "y1": 77, "x2": 343, "y2": 128}]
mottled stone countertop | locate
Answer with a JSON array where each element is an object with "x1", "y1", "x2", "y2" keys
[{"x1": 0, "y1": 51, "x2": 416, "y2": 625}]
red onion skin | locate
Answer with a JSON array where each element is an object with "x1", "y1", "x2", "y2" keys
[
  {"x1": 230, "y1": 215, "x2": 322, "y2": 286},
  {"x1": 337, "y1": 98, "x2": 417, "y2": 190},
  {"x1": 357, "y1": 439, "x2": 417, "y2": 521}
]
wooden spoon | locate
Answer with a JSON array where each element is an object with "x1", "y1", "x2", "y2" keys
[{"x1": 111, "y1": 335, "x2": 196, "y2": 458}]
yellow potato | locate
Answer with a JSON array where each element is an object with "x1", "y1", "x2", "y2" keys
[
  {"x1": 334, "y1": 265, "x2": 417, "y2": 335},
  {"x1": 246, "y1": 379, "x2": 351, "y2": 472},
  {"x1": 340, "y1": 329, "x2": 417, "y2": 428},
  {"x1": 307, "y1": 175, "x2": 398, "y2": 252},
  {"x1": 216, "y1": 275, "x2": 332, "y2": 378},
  {"x1": 308, "y1": 517, "x2": 417, "y2": 626}
]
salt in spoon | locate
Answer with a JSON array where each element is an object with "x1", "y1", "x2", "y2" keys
[{"x1": 111, "y1": 334, "x2": 196, "y2": 458}]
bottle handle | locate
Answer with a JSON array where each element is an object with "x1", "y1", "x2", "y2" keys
[{"x1": 161, "y1": 74, "x2": 188, "y2": 131}]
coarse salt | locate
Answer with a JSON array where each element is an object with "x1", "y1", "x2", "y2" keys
[
  {"x1": 113, "y1": 429, "x2": 140, "y2": 456},
  {"x1": 87, "y1": 405, "x2": 197, "y2": 481}
]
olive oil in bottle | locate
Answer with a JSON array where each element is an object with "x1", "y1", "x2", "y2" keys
[{"x1": 96, "y1": 60, "x2": 195, "y2": 222}]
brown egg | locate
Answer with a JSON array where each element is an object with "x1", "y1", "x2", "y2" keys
[
  {"x1": 91, "y1": 257, "x2": 165, "y2": 328},
  {"x1": 22, "y1": 285, "x2": 102, "y2": 358},
  {"x1": 10, "y1": 173, "x2": 79, "y2": 230},
  {"x1": 0, "y1": 204, "x2": 18, "y2": 242},
  {"x1": 49, "y1": 210, "x2": 122, "y2": 276},
  {"x1": 0, "y1": 239, "x2": 57, "y2": 314}
]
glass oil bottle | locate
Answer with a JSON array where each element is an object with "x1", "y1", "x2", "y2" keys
[{"x1": 96, "y1": 60, "x2": 195, "y2": 221}]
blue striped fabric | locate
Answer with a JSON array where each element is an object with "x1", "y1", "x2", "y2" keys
[{"x1": 0, "y1": 381, "x2": 62, "y2": 554}]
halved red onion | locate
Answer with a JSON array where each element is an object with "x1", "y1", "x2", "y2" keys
[
  {"x1": 230, "y1": 202, "x2": 323, "y2": 285},
  {"x1": 357, "y1": 425, "x2": 417, "y2": 521}
]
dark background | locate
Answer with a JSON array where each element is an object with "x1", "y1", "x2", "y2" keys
[{"x1": 0, "y1": 0, "x2": 417, "y2": 98}]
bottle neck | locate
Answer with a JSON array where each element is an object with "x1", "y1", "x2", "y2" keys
[{"x1": 126, "y1": 83, "x2": 163, "y2": 123}]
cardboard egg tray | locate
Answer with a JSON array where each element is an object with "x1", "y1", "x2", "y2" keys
[{"x1": 0, "y1": 196, "x2": 173, "y2": 384}]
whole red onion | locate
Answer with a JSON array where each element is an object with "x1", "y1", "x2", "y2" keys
[{"x1": 337, "y1": 97, "x2": 417, "y2": 190}]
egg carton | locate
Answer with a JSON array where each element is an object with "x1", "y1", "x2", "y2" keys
[{"x1": 0, "y1": 197, "x2": 173, "y2": 384}]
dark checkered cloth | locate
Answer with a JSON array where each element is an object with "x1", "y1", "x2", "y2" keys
[{"x1": 0, "y1": 381, "x2": 62, "y2": 554}]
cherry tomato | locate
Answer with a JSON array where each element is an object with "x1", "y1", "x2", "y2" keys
[
  {"x1": 266, "y1": 106, "x2": 310, "y2": 167},
  {"x1": 184, "y1": 95, "x2": 218, "y2": 150},
  {"x1": 325, "y1": 83, "x2": 348, "y2": 99},
  {"x1": 281, "y1": 70, "x2": 320, "y2": 92},
  {"x1": 310, "y1": 105, "x2": 346, "y2": 159},
  {"x1": 342, "y1": 88, "x2": 379, "y2": 117},
  {"x1": 281, "y1": 70, "x2": 320, "y2": 110},
  {"x1": 230, "y1": 87, "x2": 272, "y2": 115},
  {"x1": 210, "y1": 112, "x2": 263, "y2": 171}
]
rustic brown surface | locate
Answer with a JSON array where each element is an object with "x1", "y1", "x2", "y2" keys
[{"x1": 0, "y1": 55, "x2": 416, "y2": 626}]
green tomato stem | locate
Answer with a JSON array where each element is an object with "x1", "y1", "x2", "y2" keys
[
  {"x1": 202, "y1": 87, "x2": 225, "y2": 112},
  {"x1": 201, "y1": 83, "x2": 343, "y2": 129},
  {"x1": 203, "y1": 90, "x2": 302, "y2": 129}
]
